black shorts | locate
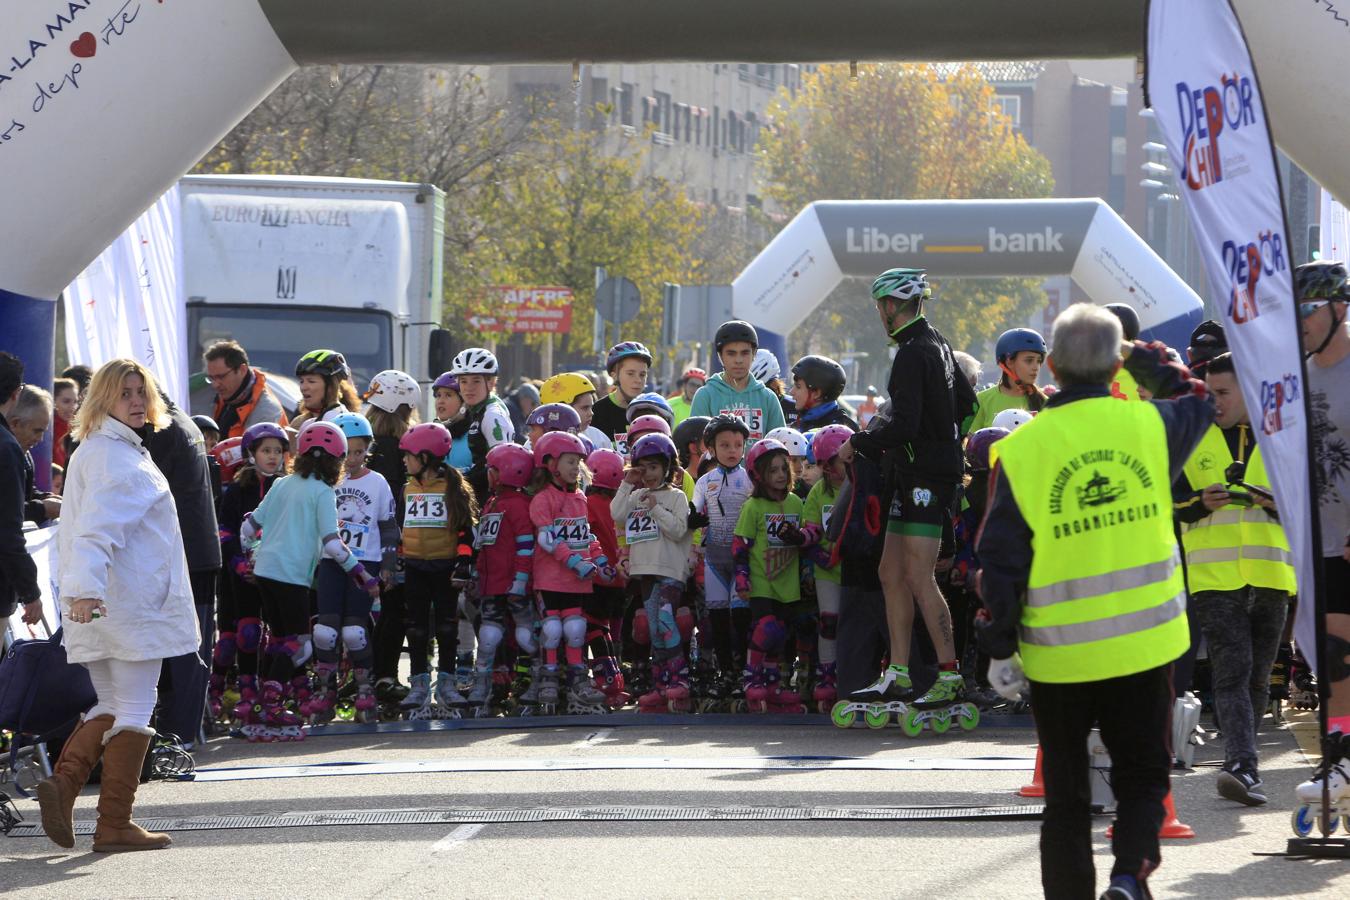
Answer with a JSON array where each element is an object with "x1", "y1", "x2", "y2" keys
[
  {"x1": 886, "y1": 473, "x2": 956, "y2": 539},
  {"x1": 540, "y1": 590, "x2": 586, "y2": 615},
  {"x1": 1324, "y1": 555, "x2": 1350, "y2": 616}
]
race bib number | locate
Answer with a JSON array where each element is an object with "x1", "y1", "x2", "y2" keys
[
  {"x1": 477, "y1": 513, "x2": 503, "y2": 547},
  {"x1": 626, "y1": 507, "x2": 659, "y2": 543},
  {"x1": 720, "y1": 406, "x2": 764, "y2": 439},
  {"x1": 765, "y1": 513, "x2": 800, "y2": 548},
  {"x1": 553, "y1": 516, "x2": 592, "y2": 551},
  {"x1": 822, "y1": 505, "x2": 834, "y2": 532},
  {"x1": 338, "y1": 521, "x2": 372, "y2": 559},
  {"x1": 405, "y1": 492, "x2": 447, "y2": 528},
  {"x1": 614, "y1": 436, "x2": 629, "y2": 457}
]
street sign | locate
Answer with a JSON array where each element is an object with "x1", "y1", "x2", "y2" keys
[
  {"x1": 595, "y1": 276, "x2": 641, "y2": 325},
  {"x1": 470, "y1": 285, "x2": 574, "y2": 334}
]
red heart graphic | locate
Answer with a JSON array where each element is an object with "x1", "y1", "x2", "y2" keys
[{"x1": 70, "y1": 32, "x2": 97, "y2": 58}]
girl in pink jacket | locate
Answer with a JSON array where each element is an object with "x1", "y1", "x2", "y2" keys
[{"x1": 528, "y1": 432, "x2": 612, "y2": 712}]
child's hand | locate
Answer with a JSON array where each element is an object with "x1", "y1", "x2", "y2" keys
[
  {"x1": 641, "y1": 491, "x2": 657, "y2": 510},
  {"x1": 625, "y1": 468, "x2": 643, "y2": 486}
]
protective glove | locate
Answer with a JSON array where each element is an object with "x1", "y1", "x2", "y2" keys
[
  {"x1": 988, "y1": 654, "x2": 1030, "y2": 702},
  {"x1": 596, "y1": 564, "x2": 619, "y2": 584},
  {"x1": 451, "y1": 557, "x2": 473, "y2": 588},
  {"x1": 349, "y1": 561, "x2": 381, "y2": 598},
  {"x1": 567, "y1": 553, "x2": 597, "y2": 580},
  {"x1": 507, "y1": 572, "x2": 530, "y2": 599},
  {"x1": 776, "y1": 521, "x2": 806, "y2": 546}
]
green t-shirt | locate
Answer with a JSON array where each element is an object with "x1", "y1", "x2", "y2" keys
[
  {"x1": 968, "y1": 384, "x2": 1029, "y2": 434},
  {"x1": 802, "y1": 479, "x2": 841, "y2": 584},
  {"x1": 734, "y1": 494, "x2": 805, "y2": 602}
]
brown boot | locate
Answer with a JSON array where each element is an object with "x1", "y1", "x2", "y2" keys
[
  {"x1": 35, "y1": 713, "x2": 114, "y2": 849},
  {"x1": 91, "y1": 728, "x2": 171, "y2": 852}
]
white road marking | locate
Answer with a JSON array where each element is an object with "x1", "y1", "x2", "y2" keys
[
  {"x1": 432, "y1": 823, "x2": 485, "y2": 853},
  {"x1": 576, "y1": 728, "x2": 614, "y2": 746}
]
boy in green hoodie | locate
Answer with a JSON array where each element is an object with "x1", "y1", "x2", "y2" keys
[{"x1": 689, "y1": 320, "x2": 786, "y2": 444}]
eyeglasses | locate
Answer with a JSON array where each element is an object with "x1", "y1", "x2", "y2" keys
[
  {"x1": 204, "y1": 366, "x2": 240, "y2": 384},
  {"x1": 1299, "y1": 301, "x2": 1329, "y2": 319}
]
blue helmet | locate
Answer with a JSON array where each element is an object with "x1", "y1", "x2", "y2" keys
[
  {"x1": 625, "y1": 391, "x2": 675, "y2": 426},
  {"x1": 330, "y1": 412, "x2": 374, "y2": 441},
  {"x1": 995, "y1": 328, "x2": 1046, "y2": 363}
]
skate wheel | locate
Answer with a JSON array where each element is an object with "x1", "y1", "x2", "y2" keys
[
  {"x1": 863, "y1": 708, "x2": 890, "y2": 730},
  {"x1": 1292, "y1": 805, "x2": 1317, "y2": 837},
  {"x1": 830, "y1": 703, "x2": 857, "y2": 729},
  {"x1": 957, "y1": 705, "x2": 980, "y2": 732},
  {"x1": 900, "y1": 709, "x2": 925, "y2": 738},
  {"x1": 930, "y1": 710, "x2": 952, "y2": 735}
]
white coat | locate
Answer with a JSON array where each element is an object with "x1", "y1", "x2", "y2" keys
[{"x1": 58, "y1": 417, "x2": 200, "y2": 664}]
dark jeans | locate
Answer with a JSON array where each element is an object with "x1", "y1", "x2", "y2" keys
[
  {"x1": 1191, "y1": 586, "x2": 1289, "y2": 770},
  {"x1": 373, "y1": 584, "x2": 407, "y2": 683},
  {"x1": 1031, "y1": 665, "x2": 1173, "y2": 899},
  {"x1": 835, "y1": 586, "x2": 890, "y2": 697},
  {"x1": 404, "y1": 560, "x2": 459, "y2": 675}
]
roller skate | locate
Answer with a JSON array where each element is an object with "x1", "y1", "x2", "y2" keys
[
  {"x1": 637, "y1": 664, "x2": 668, "y2": 713},
  {"x1": 375, "y1": 678, "x2": 408, "y2": 720},
  {"x1": 455, "y1": 652, "x2": 475, "y2": 695},
  {"x1": 208, "y1": 672, "x2": 226, "y2": 721},
  {"x1": 627, "y1": 664, "x2": 653, "y2": 706},
  {"x1": 535, "y1": 665, "x2": 561, "y2": 714},
  {"x1": 352, "y1": 669, "x2": 379, "y2": 724},
  {"x1": 491, "y1": 665, "x2": 512, "y2": 714},
  {"x1": 594, "y1": 656, "x2": 630, "y2": 709},
  {"x1": 1268, "y1": 644, "x2": 1291, "y2": 724},
  {"x1": 812, "y1": 663, "x2": 837, "y2": 714},
  {"x1": 899, "y1": 670, "x2": 980, "y2": 737},
  {"x1": 467, "y1": 667, "x2": 495, "y2": 718},
  {"x1": 663, "y1": 658, "x2": 693, "y2": 713},
  {"x1": 1290, "y1": 654, "x2": 1318, "y2": 711},
  {"x1": 1291, "y1": 731, "x2": 1350, "y2": 837},
  {"x1": 303, "y1": 664, "x2": 339, "y2": 725},
  {"x1": 689, "y1": 661, "x2": 721, "y2": 713},
  {"x1": 401, "y1": 672, "x2": 434, "y2": 720},
  {"x1": 765, "y1": 666, "x2": 805, "y2": 713},
  {"x1": 565, "y1": 665, "x2": 610, "y2": 714},
  {"x1": 745, "y1": 666, "x2": 770, "y2": 713},
  {"x1": 243, "y1": 680, "x2": 306, "y2": 742},
  {"x1": 287, "y1": 674, "x2": 312, "y2": 714},
  {"x1": 432, "y1": 670, "x2": 466, "y2": 719},
  {"x1": 831, "y1": 664, "x2": 913, "y2": 729},
  {"x1": 230, "y1": 675, "x2": 259, "y2": 726},
  {"x1": 513, "y1": 664, "x2": 543, "y2": 717}
]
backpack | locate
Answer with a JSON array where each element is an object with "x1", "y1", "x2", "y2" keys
[
  {"x1": 0, "y1": 626, "x2": 96, "y2": 737},
  {"x1": 828, "y1": 454, "x2": 886, "y2": 566}
]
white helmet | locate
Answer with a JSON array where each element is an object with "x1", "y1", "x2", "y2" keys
[
  {"x1": 764, "y1": 426, "x2": 809, "y2": 457},
  {"x1": 365, "y1": 369, "x2": 422, "y2": 413},
  {"x1": 451, "y1": 348, "x2": 499, "y2": 377},
  {"x1": 991, "y1": 408, "x2": 1034, "y2": 431},
  {"x1": 751, "y1": 348, "x2": 780, "y2": 383}
]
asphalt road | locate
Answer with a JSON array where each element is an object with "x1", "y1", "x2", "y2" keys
[{"x1": 3, "y1": 710, "x2": 1347, "y2": 899}]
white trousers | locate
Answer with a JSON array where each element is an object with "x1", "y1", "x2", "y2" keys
[{"x1": 83, "y1": 657, "x2": 161, "y2": 732}]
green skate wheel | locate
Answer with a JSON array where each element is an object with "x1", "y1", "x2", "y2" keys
[
  {"x1": 957, "y1": 705, "x2": 980, "y2": 731},
  {"x1": 900, "y1": 709, "x2": 925, "y2": 737},
  {"x1": 930, "y1": 710, "x2": 952, "y2": 734},
  {"x1": 831, "y1": 702, "x2": 857, "y2": 728},
  {"x1": 864, "y1": 708, "x2": 890, "y2": 730}
]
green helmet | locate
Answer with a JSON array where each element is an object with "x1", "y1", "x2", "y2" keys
[
  {"x1": 871, "y1": 267, "x2": 931, "y2": 303},
  {"x1": 1294, "y1": 261, "x2": 1350, "y2": 302}
]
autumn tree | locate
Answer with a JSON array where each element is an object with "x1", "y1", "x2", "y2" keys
[{"x1": 757, "y1": 63, "x2": 1056, "y2": 371}]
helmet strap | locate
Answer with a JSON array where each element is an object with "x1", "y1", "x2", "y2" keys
[
  {"x1": 1308, "y1": 302, "x2": 1349, "y2": 359},
  {"x1": 998, "y1": 361, "x2": 1034, "y2": 396}
]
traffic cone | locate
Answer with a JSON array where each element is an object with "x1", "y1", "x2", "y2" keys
[
  {"x1": 1020, "y1": 746, "x2": 1045, "y2": 798},
  {"x1": 1106, "y1": 790, "x2": 1194, "y2": 839}
]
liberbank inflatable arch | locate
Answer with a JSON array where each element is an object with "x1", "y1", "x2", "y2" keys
[
  {"x1": 2, "y1": 0, "x2": 1347, "y2": 398},
  {"x1": 733, "y1": 198, "x2": 1202, "y2": 372}
]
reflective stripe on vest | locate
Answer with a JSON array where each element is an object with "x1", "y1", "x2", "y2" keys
[
  {"x1": 996, "y1": 396, "x2": 1189, "y2": 684},
  {"x1": 1180, "y1": 426, "x2": 1296, "y2": 594}
]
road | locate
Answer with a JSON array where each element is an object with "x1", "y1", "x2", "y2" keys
[{"x1": 2, "y1": 710, "x2": 1347, "y2": 899}]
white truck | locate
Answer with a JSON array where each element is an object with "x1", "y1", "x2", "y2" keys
[{"x1": 181, "y1": 174, "x2": 452, "y2": 417}]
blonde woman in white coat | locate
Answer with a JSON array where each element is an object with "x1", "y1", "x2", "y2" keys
[{"x1": 36, "y1": 359, "x2": 199, "y2": 853}]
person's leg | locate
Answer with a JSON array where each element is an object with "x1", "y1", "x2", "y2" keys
[
  {"x1": 92, "y1": 658, "x2": 171, "y2": 852},
  {"x1": 878, "y1": 530, "x2": 915, "y2": 665},
  {"x1": 372, "y1": 583, "x2": 407, "y2": 684},
  {"x1": 1324, "y1": 558, "x2": 1350, "y2": 728},
  {"x1": 434, "y1": 587, "x2": 462, "y2": 675},
  {"x1": 1096, "y1": 665, "x2": 1171, "y2": 886},
  {"x1": 900, "y1": 533, "x2": 956, "y2": 663},
  {"x1": 402, "y1": 567, "x2": 433, "y2": 677},
  {"x1": 312, "y1": 562, "x2": 347, "y2": 705},
  {"x1": 1030, "y1": 678, "x2": 1098, "y2": 898},
  {"x1": 1247, "y1": 589, "x2": 1290, "y2": 754},
  {"x1": 1192, "y1": 590, "x2": 1256, "y2": 769}
]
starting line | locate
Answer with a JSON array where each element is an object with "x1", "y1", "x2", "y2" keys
[
  {"x1": 189, "y1": 754, "x2": 1039, "y2": 783},
  {"x1": 3, "y1": 802, "x2": 1045, "y2": 838}
]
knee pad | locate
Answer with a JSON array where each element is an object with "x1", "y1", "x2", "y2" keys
[
  {"x1": 632, "y1": 608, "x2": 651, "y2": 645},
  {"x1": 212, "y1": 633, "x2": 237, "y2": 668},
  {"x1": 562, "y1": 613, "x2": 587, "y2": 647},
  {"x1": 540, "y1": 616, "x2": 563, "y2": 648},
  {"x1": 236, "y1": 618, "x2": 262, "y2": 654},
  {"x1": 291, "y1": 635, "x2": 313, "y2": 667},
  {"x1": 750, "y1": 616, "x2": 788, "y2": 654},
  {"x1": 479, "y1": 621, "x2": 504, "y2": 654},
  {"x1": 675, "y1": 606, "x2": 695, "y2": 642},
  {"x1": 514, "y1": 622, "x2": 537, "y2": 655},
  {"x1": 818, "y1": 611, "x2": 839, "y2": 642},
  {"x1": 312, "y1": 623, "x2": 340, "y2": 652},
  {"x1": 341, "y1": 625, "x2": 369, "y2": 653}
]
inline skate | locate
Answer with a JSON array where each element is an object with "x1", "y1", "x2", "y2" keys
[
  {"x1": 303, "y1": 664, "x2": 339, "y2": 725},
  {"x1": 535, "y1": 665, "x2": 561, "y2": 714},
  {"x1": 745, "y1": 666, "x2": 770, "y2": 713},
  {"x1": 239, "y1": 680, "x2": 306, "y2": 742},
  {"x1": 208, "y1": 672, "x2": 226, "y2": 721},
  {"x1": 352, "y1": 669, "x2": 379, "y2": 724},
  {"x1": 400, "y1": 672, "x2": 434, "y2": 719},
  {"x1": 565, "y1": 665, "x2": 610, "y2": 714},
  {"x1": 899, "y1": 670, "x2": 980, "y2": 737},
  {"x1": 1291, "y1": 731, "x2": 1350, "y2": 837},
  {"x1": 831, "y1": 665, "x2": 913, "y2": 729},
  {"x1": 467, "y1": 667, "x2": 495, "y2": 718},
  {"x1": 1290, "y1": 653, "x2": 1319, "y2": 711},
  {"x1": 455, "y1": 651, "x2": 475, "y2": 695},
  {"x1": 662, "y1": 658, "x2": 693, "y2": 713},
  {"x1": 637, "y1": 664, "x2": 667, "y2": 713},
  {"x1": 594, "y1": 656, "x2": 630, "y2": 710},
  {"x1": 766, "y1": 665, "x2": 805, "y2": 713},
  {"x1": 812, "y1": 663, "x2": 837, "y2": 714},
  {"x1": 431, "y1": 670, "x2": 467, "y2": 719}
]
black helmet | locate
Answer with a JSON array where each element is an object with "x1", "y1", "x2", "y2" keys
[
  {"x1": 296, "y1": 349, "x2": 350, "y2": 380},
  {"x1": 702, "y1": 413, "x2": 750, "y2": 446},
  {"x1": 790, "y1": 355, "x2": 847, "y2": 402},
  {"x1": 191, "y1": 414, "x2": 220, "y2": 435},
  {"x1": 714, "y1": 320, "x2": 759, "y2": 352},
  {"x1": 672, "y1": 415, "x2": 711, "y2": 466},
  {"x1": 1294, "y1": 260, "x2": 1350, "y2": 302},
  {"x1": 1187, "y1": 320, "x2": 1228, "y2": 369},
  {"x1": 1104, "y1": 303, "x2": 1141, "y2": 341}
]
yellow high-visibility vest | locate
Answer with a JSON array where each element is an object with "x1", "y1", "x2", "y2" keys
[
  {"x1": 996, "y1": 396, "x2": 1188, "y2": 683},
  {"x1": 1180, "y1": 425, "x2": 1296, "y2": 595}
]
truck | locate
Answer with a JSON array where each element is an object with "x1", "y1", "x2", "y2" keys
[{"x1": 180, "y1": 174, "x2": 453, "y2": 418}]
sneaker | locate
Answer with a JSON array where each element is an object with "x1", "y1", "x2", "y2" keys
[
  {"x1": 1217, "y1": 763, "x2": 1267, "y2": 806},
  {"x1": 1100, "y1": 874, "x2": 1151, "y2": 900}
]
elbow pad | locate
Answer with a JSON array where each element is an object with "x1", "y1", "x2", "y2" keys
[
  {"x1": 324, "y1": 535, "x2": 356, "y2": 571},
  {"x1": 240, "y1": 514, "x2": 260, "y2": 548},
  {"x1": 537, "y1": 527, "x2": 561, "y2": 554}
]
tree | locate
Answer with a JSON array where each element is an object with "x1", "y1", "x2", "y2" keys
[{"x1": 758, "y1": 64, "x2": 1056, "y2": 368}]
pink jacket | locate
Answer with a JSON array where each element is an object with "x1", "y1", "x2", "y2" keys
[{"x1": 529, "y1": 483, "x2": 601, "y2": 594}]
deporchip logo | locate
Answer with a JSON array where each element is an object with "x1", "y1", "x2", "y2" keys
[
  {"x1": 1259, "y1": 373, "x2": 1301, "y2": 435},
  {"x1": 911, "y1": 487, "x2": 932, "y2": 508},
  {"x1": 1175, "y1": 72, "x2": 1257, "y2": 190},
  {"x1": 1221, "y1": 230, "x2": 1286, "y2": 324}
]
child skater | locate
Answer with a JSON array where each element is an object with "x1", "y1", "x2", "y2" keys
[
  {"x1": 585, "y1": 448, "x2": 631, "y2": 708},
  {"x1": 799, "y1": 425, "x2": 854, "y2": 713}
]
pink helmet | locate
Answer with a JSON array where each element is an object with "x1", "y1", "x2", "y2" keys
[
  {"x1": 811, "y1": 424, "x2": 855, "y2": 465},
  {"x1": 297, "y1": 421, "x2": 348, "y2": 459},
  {"x1": 398, "y1": 422, "x2": 453, "y2": 458},
  {"x1": 487, "y1": 443, "x2": 534, "y2": 489},
  {"x1": 587, "y1": 448, "x2": 626, "y2": 491},
  {"x1": 533, "y1": 431, "x2": 587, "y2": 470},
  {"x1": 626, "y1": 414, "x2": 672, "y2": 447},
  {"x1": 745, "y1": 438, "x2": 789, "y2": 483}
]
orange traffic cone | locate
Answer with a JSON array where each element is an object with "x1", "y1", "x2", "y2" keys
[
  {"x1": 1020, "y1": 746, "x2": 1045, "y2": 798},
  {"x1": 1106, "y1": 790, "x2": 1194, "y2": 839}
]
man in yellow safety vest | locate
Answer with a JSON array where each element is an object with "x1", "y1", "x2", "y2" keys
[
  {"x1": 976, "y1": 303, "x2": 1215, "y2": 900},
  {"x1": 1174, "y1": 352, "x2": 1294, "y2": 807}
]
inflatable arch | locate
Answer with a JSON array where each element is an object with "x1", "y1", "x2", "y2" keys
[{"x1": 733, "y1": 198, "x2": 1203, "y2": 374}]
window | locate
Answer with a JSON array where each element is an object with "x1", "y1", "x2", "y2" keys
[
  {"x1": 994, "y1": 94, "x2": 1022, "y2": 129},
  {"x1": 654, "y1": 91, "x2": 672, "y2": 134},
  {"x1": 619, "y1": 83, "x2": 634, "y2": 126}
]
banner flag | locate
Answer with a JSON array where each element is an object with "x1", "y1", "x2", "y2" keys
[{"x1": 1146, "y1": 0, "x2": 1322, "y2": 666}]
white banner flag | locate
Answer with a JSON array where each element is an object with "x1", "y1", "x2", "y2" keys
[
  {"x1": 1322, "y1": 189, "x2": 1349, "y2": 264},
  {"x1": 64, "y1": 186, "x2": 189, "y2": 407},
  {"x1": 1147, "y1": 0, "x2": 1321, "y2": 665}
]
